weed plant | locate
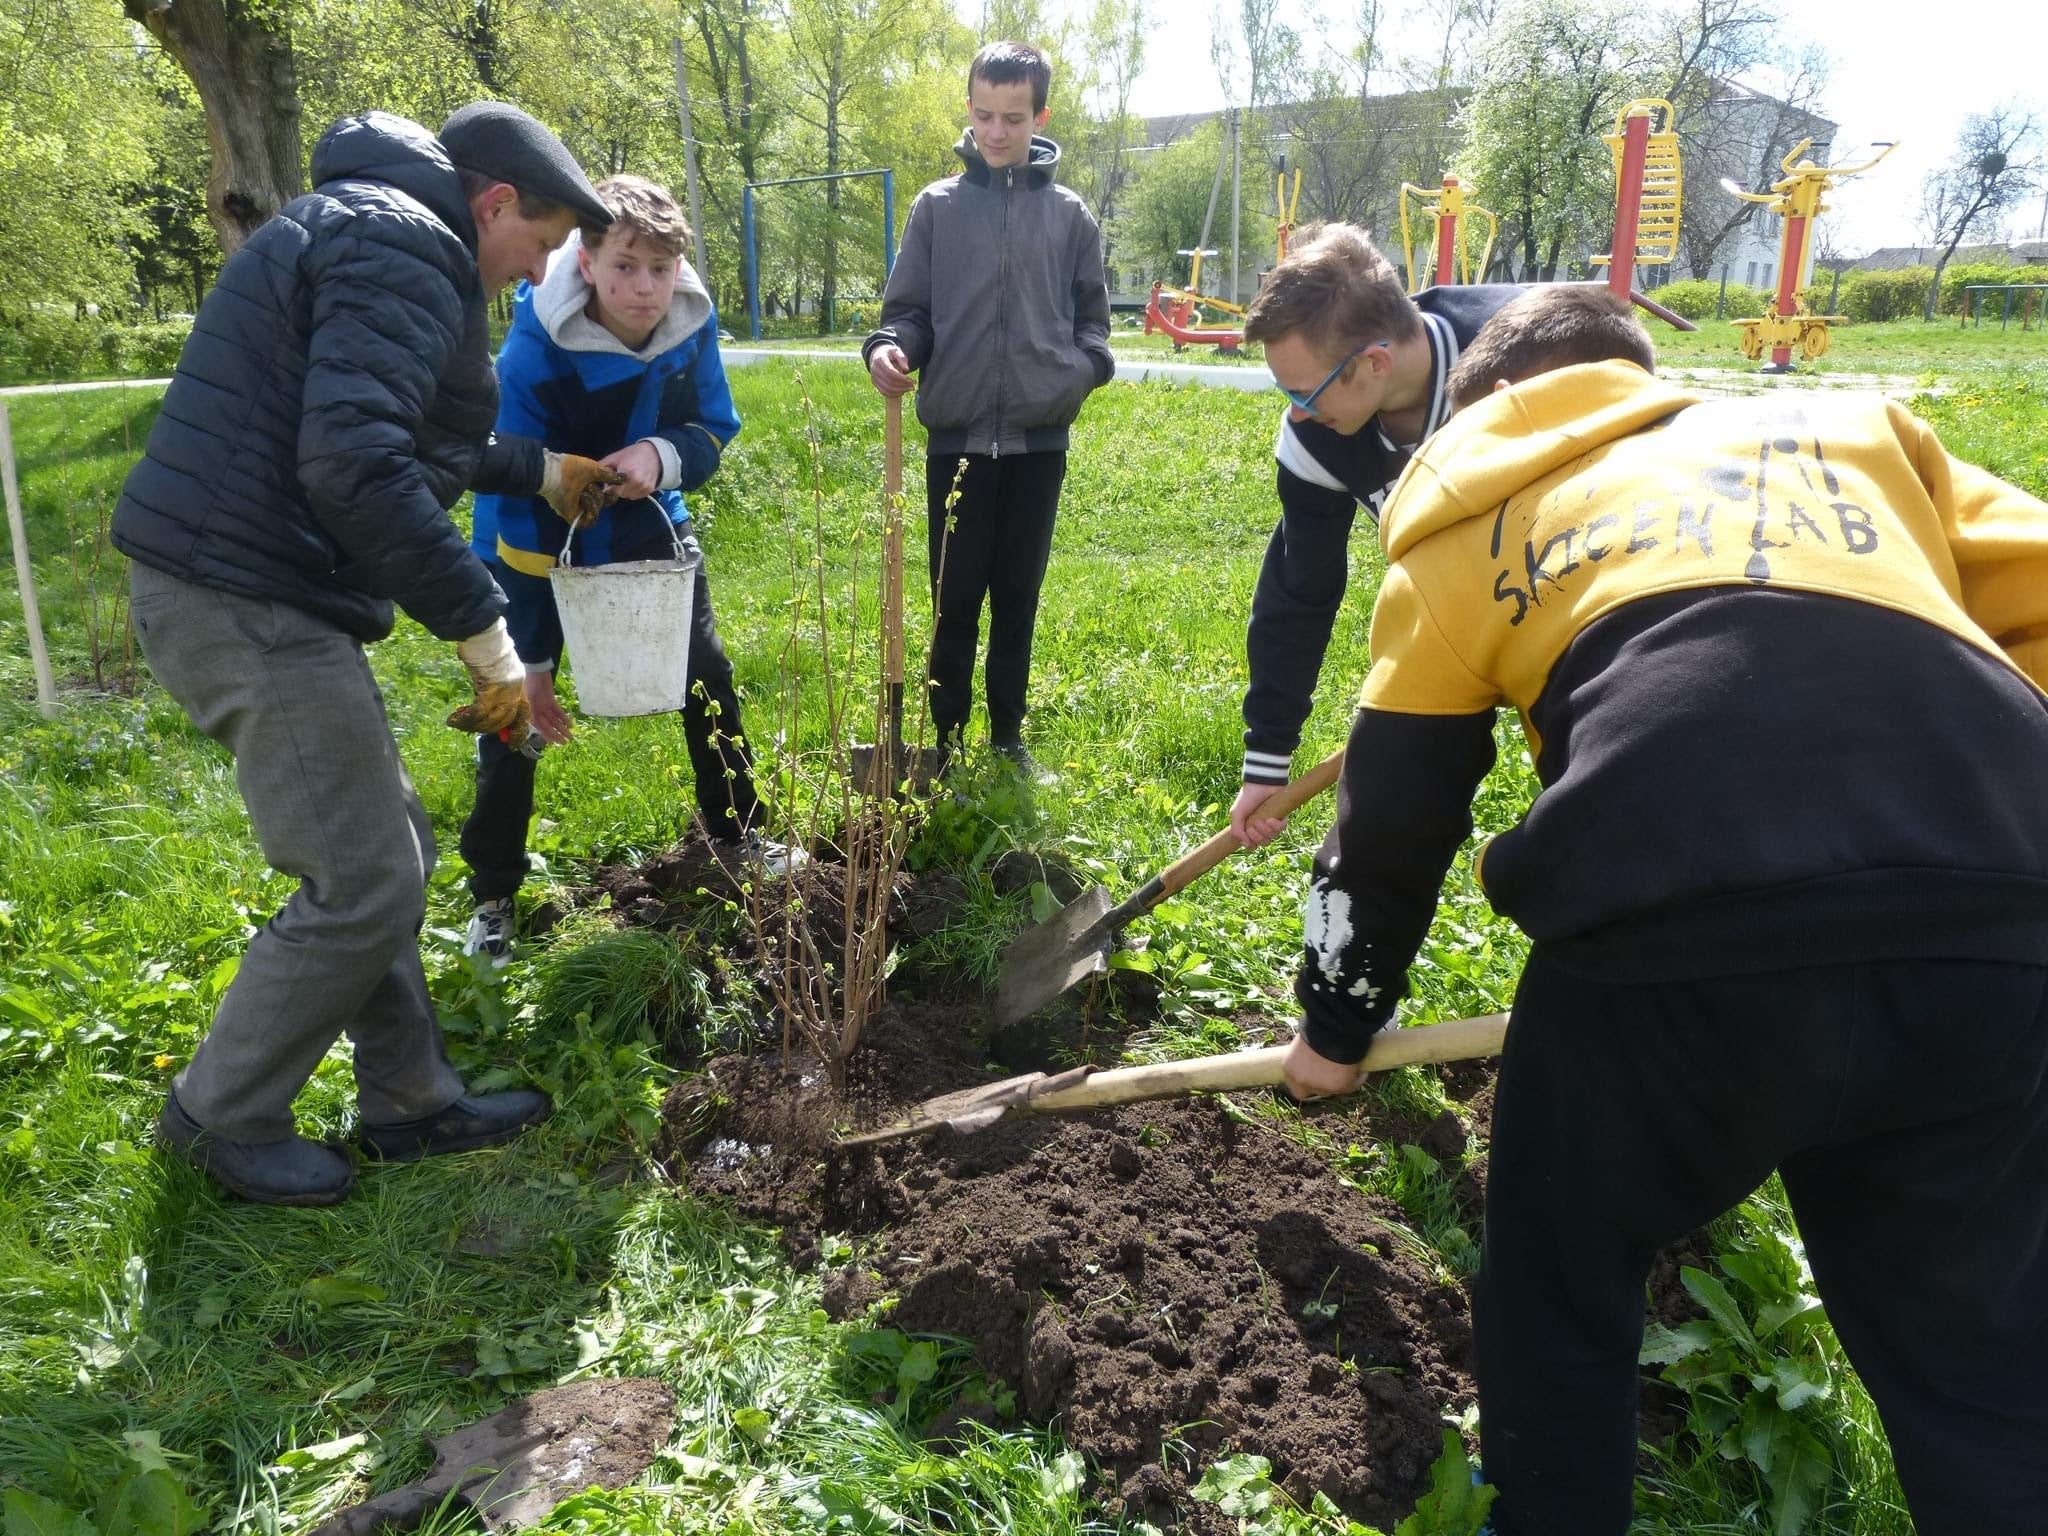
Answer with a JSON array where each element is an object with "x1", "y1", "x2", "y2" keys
[{"x1": 3, "y1": 323, "x2": 2031, "y2": 1530}]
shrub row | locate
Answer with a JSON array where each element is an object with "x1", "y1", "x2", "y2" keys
[{"x1": 0, "y1": 311, "x2": 192, "y2": 385}]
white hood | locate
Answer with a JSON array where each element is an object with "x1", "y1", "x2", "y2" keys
[{"x1": 531, "y1": 229, "x2": 713, "y2": 358}]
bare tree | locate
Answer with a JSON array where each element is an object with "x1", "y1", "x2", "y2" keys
[{"x1": 1918, "y1": 105, "x2": 2041, "y2": 320}]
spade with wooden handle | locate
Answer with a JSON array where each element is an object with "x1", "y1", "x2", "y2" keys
[
  {"x1": 837, "y1": 1012, "x2": 1507, "y2": 1147},
  {"x1": 993, "y1": 748, "x2": 1344, "y2": 1026}
]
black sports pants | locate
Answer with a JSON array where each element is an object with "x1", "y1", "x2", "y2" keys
[
  {"x1": 1477, "y1": 947, "x2": 2048, "y2": 1536},
  {"x1": 923, "y1": 450, "x2": 1066, "y2": 745}
]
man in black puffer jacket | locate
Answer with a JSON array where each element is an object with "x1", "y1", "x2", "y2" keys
[{"x1": 115, "y1": 104, "x2": 622, "y2": 1207}]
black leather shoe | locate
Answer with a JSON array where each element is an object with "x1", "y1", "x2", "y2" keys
[
  {"x1": 156, "y1": 1092, "x2": 355, "y2": 1207},
  {"x1": 358, "y1": 1090, "x2": 552, "y2": 1163}
]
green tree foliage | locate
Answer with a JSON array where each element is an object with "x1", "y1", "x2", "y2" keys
[
  {"x1": 0, "y1": 0, "x2": 163, "y2": 314},
  {"x1": 1458, "y1": 0, "x2": 1633, "y2": 281}
]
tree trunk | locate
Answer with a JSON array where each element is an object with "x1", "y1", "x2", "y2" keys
[{"x1": 125, "y1": 0, "x2": 303, "y2": 255}]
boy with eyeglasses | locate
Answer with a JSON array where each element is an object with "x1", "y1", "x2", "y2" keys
[{"x1": 1231, "y1": 223, "x2": 1517, "y2": 845}]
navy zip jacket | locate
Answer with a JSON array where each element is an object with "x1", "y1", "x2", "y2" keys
[
  {"x1": 1240, "y1": 284, "x2": 1520, "y2": 785},
  {"x1": 472, "y1": 231, "x2": 740, "y2": 666},
  {"x1": 112, "y1": 112, "x2": 539, "y2": 644}
]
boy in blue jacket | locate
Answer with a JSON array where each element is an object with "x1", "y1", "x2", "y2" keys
[{"x1": 461, "y1": 174, "x2": 799, "y2": 965}]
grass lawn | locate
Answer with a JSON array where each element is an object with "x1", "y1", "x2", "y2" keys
[{"x1": 0, "y1": 323, "x2": 2040, "y2": 1534}]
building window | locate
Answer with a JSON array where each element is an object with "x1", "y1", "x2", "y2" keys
[
  {"x1": 1746, "y1": 261, "x2": 1759, "y2": 286},
  {"x1": 1762, "y1": 262, "x2": 1774, "y2": 289}
]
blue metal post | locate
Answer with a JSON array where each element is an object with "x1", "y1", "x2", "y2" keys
[
  {"x1": 882, "y1": 170, "x2": 896, "y2": 279},
  {"x1": 743, "y1": 183, "x2": 761, "y2": 341}
]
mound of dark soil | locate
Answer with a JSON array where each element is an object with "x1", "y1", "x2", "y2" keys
[
  {"x1": 659, "y1": 1002, "x2": 1479, "y2": 1531},
  {"x1": 823, "y1": 1098, "x2": 1476, "y2": 1532}
]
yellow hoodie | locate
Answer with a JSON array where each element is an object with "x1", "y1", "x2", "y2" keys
[
  {"x1": 1367, "y1": 361, "x2": 2048, "y2": 738},
  {"x1": 1293, "y1": 361, "x2": 2048, "y2": 1065}
]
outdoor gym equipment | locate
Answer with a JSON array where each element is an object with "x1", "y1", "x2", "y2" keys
[
  {"x1": 1144, "y1": 168, "x2": 1302, "y2": 353},
  {"x1": 1594, "y1": 99, "x2": 1683, "y2": 301},
  {"x1": 1722, "y1": 138, "x2": 1898, "y2": 371},
  {"x1": 741, "y1": 167, "x2": 896, "y2": 341},
  {"x1": 1397, "y1": 177, "x2": 1498, "y2": 292}
]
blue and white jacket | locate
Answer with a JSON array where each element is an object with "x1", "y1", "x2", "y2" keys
[{"x1": 473, "y1": 232, "x2": 740, "y2": 664}]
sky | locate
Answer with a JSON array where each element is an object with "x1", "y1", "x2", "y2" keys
[{"x1": 1085, "y1": 0, "x2": 2047, "y2": 256}]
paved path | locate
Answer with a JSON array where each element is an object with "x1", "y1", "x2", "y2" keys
[{"x1": 0, "y1": 359, "x2": 1937, "y2": 404}]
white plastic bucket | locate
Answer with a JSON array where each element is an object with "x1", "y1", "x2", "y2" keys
[{"x1": 548, "y1": 525, "x2": 700, "y2": 717}]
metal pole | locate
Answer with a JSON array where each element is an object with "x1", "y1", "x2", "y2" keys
[
  {"x1": 1716, "y1": 265, "x2": 1729, "y2": 320},
  {"x1": 1436, "y1": 177, "x2": 1459, "y2": 286},
  {"x1": 671, "y1": 39, "x2": 709, "y2": 280},
  {"x1": 1770, "y1": 212, "x2": 1807, "y2": 368},
  {"x1": 0, "y1": 405, "x2": 57, "y2": 719},
  {"x1": 743, "y1": 184, "x2": 761, "y2": 340},
  {"x1": 882, "y1": 170, "x2": 896, "y2": 278},
  {"x1": 1229, "y1": 108, "x2": 1242, "y2": 305},
  {"x1": 1608, "y1": 109, "x2": 1649, "y2": 301}
]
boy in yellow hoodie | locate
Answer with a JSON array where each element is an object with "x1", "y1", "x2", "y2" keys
[{"x1": 1282, "y1": 288, "x2": 2048, "y2": 1535}]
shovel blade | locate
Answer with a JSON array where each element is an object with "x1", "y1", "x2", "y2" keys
[
  {"x1": 449, "y1": 1379, "x2": 674, "y2": 1532},
  {"x1": 994, "y1": 884, "x2": 1115, "y2": 1026}
]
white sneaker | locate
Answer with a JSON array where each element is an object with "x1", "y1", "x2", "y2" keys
[
  {"x1": 463, "y1": 897, "x2": 516, "y2": 969},
  {"x1": 715, "y1": 832, "x2": 810, "y2": 878}
]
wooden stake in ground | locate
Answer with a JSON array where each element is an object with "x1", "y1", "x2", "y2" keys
[{"x1": 0, "y1": 404, "x2": 58, "y2": 719}]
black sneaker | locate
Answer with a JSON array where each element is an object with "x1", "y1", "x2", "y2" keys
[
  {"x1": 358, "y1": 1090, "x2": 552, "y2": 1163},
  {"x1": 156, "y1": 1092, "x2": 355, "y2": 1207},
  {"x1": 993, "y1": 740, "x2": 1054, "y2": 785}
]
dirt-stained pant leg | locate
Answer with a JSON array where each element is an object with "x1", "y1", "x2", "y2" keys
[
  {"x1": 130, "y1": 562, "x2": 466, "y2": 1143},
  {"x1": 1476, "y1": 951, "x2": 2048, "y2": 1536}
]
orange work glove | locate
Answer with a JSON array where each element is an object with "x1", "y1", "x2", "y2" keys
[{"x1": 542, "y1": 451, "x2": 627, "y2": 529}]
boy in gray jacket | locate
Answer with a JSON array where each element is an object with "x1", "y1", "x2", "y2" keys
[{"x1": 863, "y1": 40, "x2": 1114, "y2": 781}]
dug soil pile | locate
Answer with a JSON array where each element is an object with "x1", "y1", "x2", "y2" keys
[{"x1": 659, "y1": 990, "x2": 1487, "y2": 1532}]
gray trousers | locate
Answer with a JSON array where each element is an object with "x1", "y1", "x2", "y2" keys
[{"x1": 130, "y1": 563, "x2": 466, "y2": 1142}]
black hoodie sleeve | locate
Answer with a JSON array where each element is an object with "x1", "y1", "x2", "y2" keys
[
  {"x1": 1296, "y1": 706, "x2": 1496, "y2": 1062},
  {"x1": 1241, "y1": 466, "x2": 1361, "y2": 782}
]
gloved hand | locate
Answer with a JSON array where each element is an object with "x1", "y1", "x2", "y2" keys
[
  {"x1": 448, "y1": 620, "x2": 531, "y2": 736},
  {"x1": 541, "y1": 451, "x2": 626, "y2": 529}
]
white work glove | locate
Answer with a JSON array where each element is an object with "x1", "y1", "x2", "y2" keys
[{"x1": 448, "y1": 619, "x2": 531, "y2": 736}]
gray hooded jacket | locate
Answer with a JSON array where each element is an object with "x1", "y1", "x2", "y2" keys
[{"x1": 863, "y1": 131, "x2": 1113, "y2": 457}]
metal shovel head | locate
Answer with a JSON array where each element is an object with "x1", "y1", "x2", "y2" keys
[
  {"x1": 836, "y1": 1071, "x2": 1050, "y2": 1146},
  {"x1": 845, "y1": 742, "x2": 949, "y2": 799},
  {"x1": 311, "y1": 1378, "x2": 675, "y2": 1535},
  {"x1": 995, "y1": 884, "x2": 1114, "y2": 1026}
]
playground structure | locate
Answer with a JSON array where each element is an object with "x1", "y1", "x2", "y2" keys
[
  {"x1": 1396, "y1": 177, "x2": 1498, "y2": 293},
  {"x1": 1144, "y1": 168, "x2": 1301, "y2": 353},
  {"x1": 742, "y1": 168, "x2": 896, "y2": 341},
  {"x1": 1722, "y1": 139, "x2": 1898, "y2": 370},
  {"x1": 1593, "y1": 99, "x2": 1683, "y2": 299}
]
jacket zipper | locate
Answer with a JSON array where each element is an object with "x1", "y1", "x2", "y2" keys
[{"x1": 994, "y1": 164, "x2": 1012, "y2": 458}]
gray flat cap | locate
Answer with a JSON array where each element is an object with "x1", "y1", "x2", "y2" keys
[{"x1": 439, "y1": 101, "x2": 611, "y2": 225}]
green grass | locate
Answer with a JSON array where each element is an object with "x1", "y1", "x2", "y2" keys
[{"x1": 2, "y1": 328, "x2": 2039, "y2": 1532}]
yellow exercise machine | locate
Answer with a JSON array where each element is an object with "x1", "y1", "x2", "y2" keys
[
  {"x1": 1397, "y1": 176, "x2": 1499, "y2": 292},
  {"x1": 1722, "y1": 138, "x2": 1897, "y2": 371}
]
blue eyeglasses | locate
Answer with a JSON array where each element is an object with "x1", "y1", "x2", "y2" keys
[{"x1": 1276, "y1": 340, "x2": 1387, "y2": 411}]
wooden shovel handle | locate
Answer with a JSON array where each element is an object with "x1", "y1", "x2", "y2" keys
[
  {"x1": 1026, "y1": 1011, "x2": 1508, "y2": 1114},
  {"x1": 1150, "y1": 748, "x2": 1345, "y2": 901},
  {"x1": 882, "y1": 394, "x2": 904, "y2": 686}
]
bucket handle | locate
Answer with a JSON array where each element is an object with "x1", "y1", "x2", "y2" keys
[{"x1": 557, "y1": 511, "x2": 694, "y2": 570}]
